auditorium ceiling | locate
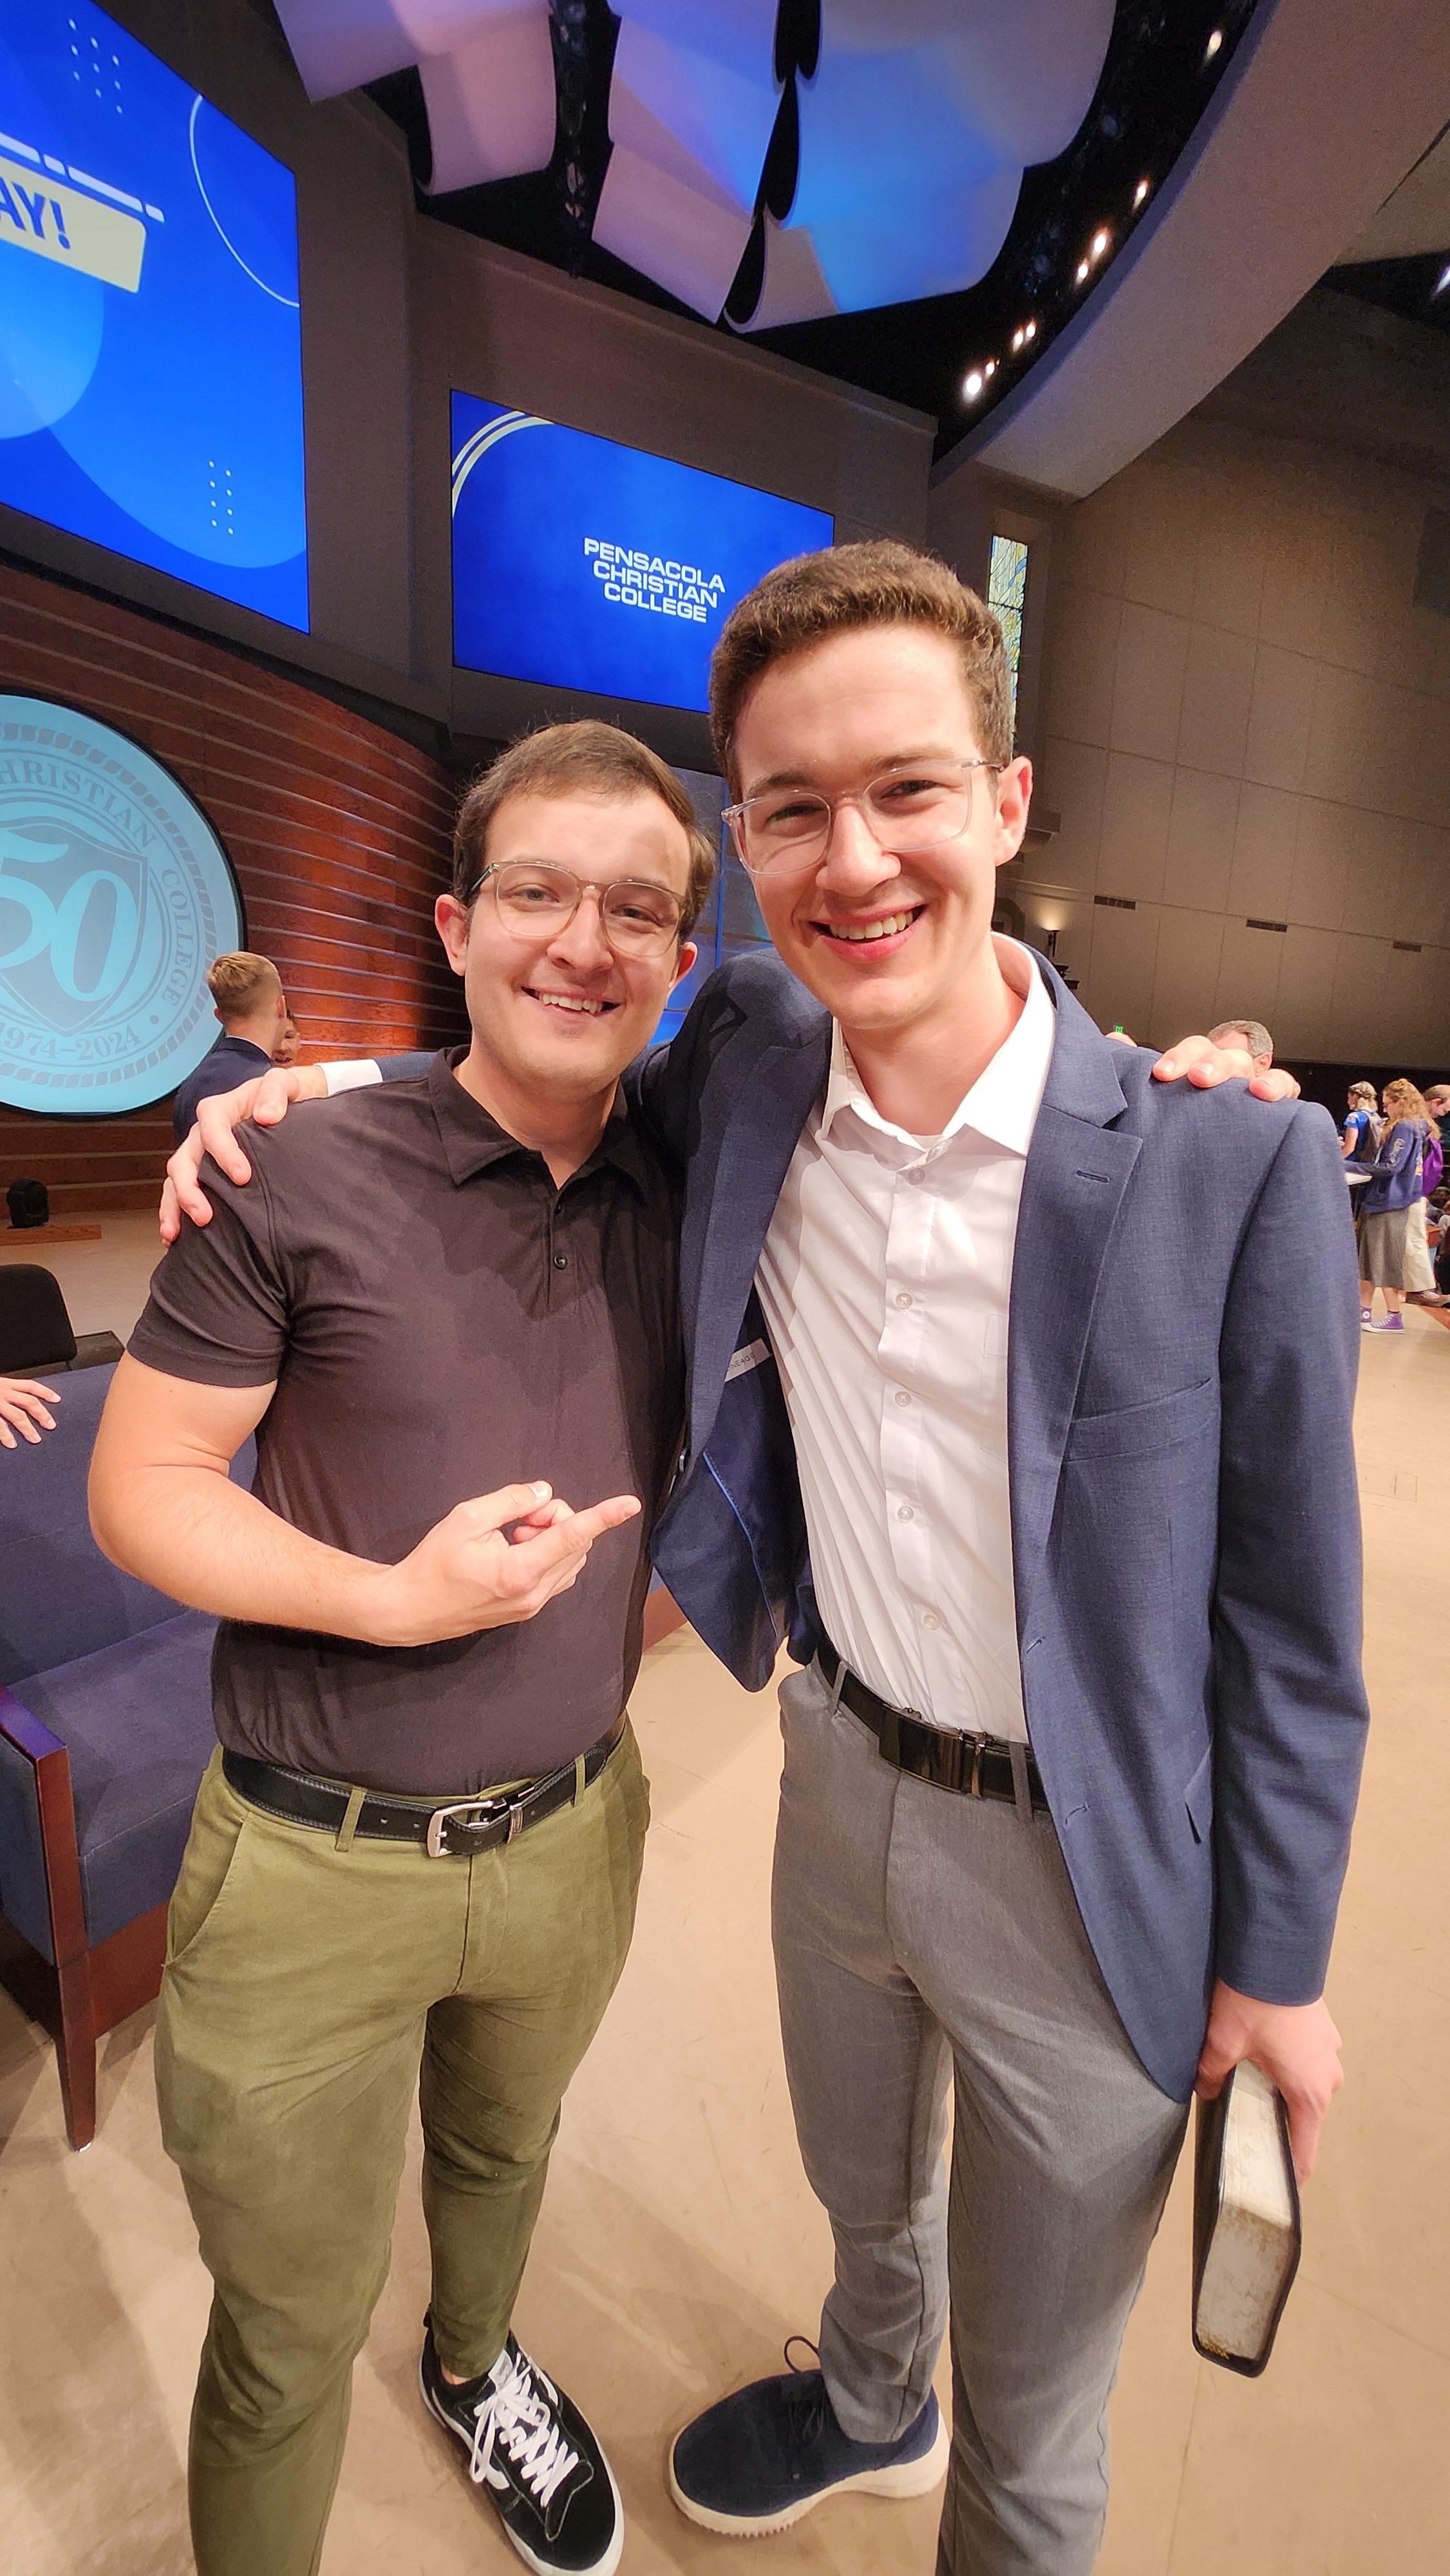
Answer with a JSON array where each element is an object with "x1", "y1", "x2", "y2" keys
[{"x1": 269, "y1": 0, "x2": 1267, "y2": 453}]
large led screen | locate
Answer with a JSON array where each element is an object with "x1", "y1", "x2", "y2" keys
[
  {"x1": 0, "y1": 2, "x2": 308, "y2": 629},
  {"x1": 451, "y1": 394, "x2": 833, "y2": 714}
]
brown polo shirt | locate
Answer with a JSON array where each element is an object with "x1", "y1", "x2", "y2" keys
[{"x1": 129, "y1": 1049, "x2": 683, "y2": 1794}]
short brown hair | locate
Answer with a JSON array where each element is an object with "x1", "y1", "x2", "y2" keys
[
  {"x1": 206, "y1": 951, "x2": 281, "y2": 1023},
  {"x1": 1209, "y1": 1018, "x2": 1274, "y2": 1062},
  {"x1": 709, "y1": 538, "x2": 1013, "y2": 781},
  {"x1": 452, "y1": 721, "x2": 717, "y2": 936}
]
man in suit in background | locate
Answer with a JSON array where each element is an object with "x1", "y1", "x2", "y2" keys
[{"x1": 636, "y1": 544, "x2": 1366, "y2": 2574}]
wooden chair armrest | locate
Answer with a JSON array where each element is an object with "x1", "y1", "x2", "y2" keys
[
  {"x1": 0, "y1": 1681, "x2": 86, "y2": 1969},
  {"x1": 0, "y1": 1681, "x2": 66, "y2": 1764}
]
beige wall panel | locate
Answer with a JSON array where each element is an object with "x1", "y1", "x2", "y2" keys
[
  {"x1": 1303, "y1": 663, "x2": 1380, "y2": 811},
  {"x1": 1042, "y1": 586, "x2": 1121, "y2": 748},
  {"x1": 1244, "y1": 643, "x2": 1317, "y2": 792},
  {"x1": 1228, "y1": 782, "x2": 1299, "y2": 920},
  {"x1": 1399, "y1": 824, "x2": 1450, "y2": 946},
  {"x1": 1078, "y1": 900, "x2": 1163, "y2": 1038},
  {"x1": 1098, "y1": 753, "x2": 1175, "y2": 902},
  {"x1": 1109, "y1": 603, "x2": 1191, "y2": 761},
  {"x1": 1033, "y1": 739, "x2": 1107, "y2": 893},
  {"x1": 1176, "y1": 623, "x2": 1257, "y2": 774},
  {"x1": 1148, "y1": 906, "x2": 1228, "y2": 1050},
  {"x1": 1376, "y1": 942, "x2": 1433, "y2": 1059},
  {"x1": 1328, "y1": 936, "x2": 1394, "y2": 1061},
  {"x1": 1287, "y1": 798, "x2": 1358, "y2": 933},
  {"x1": 1272, "y1": 925, "x2": 1343, "y2": 1059},
  {"x1": 1332, "y1": 804, "x2": 1404, "y2": 937},
  {"x1": 1123, "y1": 463, "x2": 1201, "y2": 619},
  {"x1": 1191, "y1": 472, "x2": 1268, "y2": 639},
  {"x1": 1258, "y1": 509, "x2": 1334, "y2": 659},
  {"x1": 1057, "y1": 475, "x2": 1135, "y2": 598},
  {"x1": 1030, "y1": 359, "x2": 1450, "y2": 1063},
  {"x1": 1163, "y1": 766, "x2": 1240, "y2": 914},
  {"x1": 1212, "y1": 921, "x2": 1285, "y2": 1030}
]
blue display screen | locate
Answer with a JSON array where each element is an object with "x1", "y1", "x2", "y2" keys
[
  {"x1": 451, "y1": 394, "x2": 833, "y2": 714},
  {"x1": 0, "y1": 1, "x2": 308, "y2": 629}
]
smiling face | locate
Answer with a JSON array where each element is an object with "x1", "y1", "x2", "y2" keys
[
  {"x1": 730, "y1": 624, "x2": 1031, "y2": 1046},
  {"x1": 434, "y1": 788, "x2": 696, "y2": 1118}
]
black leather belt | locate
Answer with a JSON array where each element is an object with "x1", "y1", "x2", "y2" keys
[
  {"x1": 816, "y1": 1642, "x2": 1051, "y2": 1815},
  {"x1": 222, "y1": 1717, "x2": 626, "y2": 1860}
]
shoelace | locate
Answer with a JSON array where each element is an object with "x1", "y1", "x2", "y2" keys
[
  {"x1": 780, "y1": 2336, "x2": 831, "y2": 2451},
  {"x1": 466, "y1": 2351, "x2": 580, "y2": 2509}
]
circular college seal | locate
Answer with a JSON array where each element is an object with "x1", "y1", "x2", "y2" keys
[{"x1": 0, "y1": 696, "x2": 243, "y2": 1116}]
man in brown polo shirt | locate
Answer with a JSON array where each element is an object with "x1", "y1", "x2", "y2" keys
[{"x1": 88, "y1": 724, "x2": 710, "y2": 2576}]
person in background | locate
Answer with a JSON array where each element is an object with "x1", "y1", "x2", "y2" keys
[
  {"x1": 1209, "y1": 1017, "x2": 1274, "y2": 1077},
  {"x1": 1426, "y1": 1081, "x2": 1450, "y2": 1147},
  {"x1": 272, "y1": 1012, "x2": 301, "y2": 1067},
  {"x1": 1341, "y1": 1080, "x2": 1380, "y2": 1163},
  {"x1": 0, "y1": 1375, "x2": 59, "y2": 1448},
  {"x1": 171, "y1": 953, "x2": 288, "y2": 1144},
  {"x1": 1358, "y1": 1078, "x2": 1436, "y2": 1331}
]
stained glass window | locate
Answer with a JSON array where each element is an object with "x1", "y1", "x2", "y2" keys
[{"x1": 987, "y1": 535, "x2": 1028, "y2": 738}]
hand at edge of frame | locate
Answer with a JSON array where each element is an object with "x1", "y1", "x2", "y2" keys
[{"x1": 160, "y1": 1065, "x2": 328, "y2": 1242}]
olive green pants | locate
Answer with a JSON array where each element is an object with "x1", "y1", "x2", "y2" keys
[{"x1": 155, "y1": 1732, "x2": 649, "y2": 2576}]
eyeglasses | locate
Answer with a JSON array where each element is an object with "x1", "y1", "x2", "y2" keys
[
  {"x1": 722, "y1": 759, "x2": 1002, "y2": 877},
  {"x1": 467, "y1": 860, "x2": 687, "y2": 958}
]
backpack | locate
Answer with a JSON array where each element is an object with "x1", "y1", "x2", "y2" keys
[{"x1": 1422, "y1": 1130, "x2": 1444, "y2": 1196}]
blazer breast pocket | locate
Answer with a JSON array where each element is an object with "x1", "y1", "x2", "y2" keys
[{"x1": 1064, "y1": 1378, "x2": 1219, "y2": 1463}]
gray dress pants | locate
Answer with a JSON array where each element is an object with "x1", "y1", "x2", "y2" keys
[{"x1": 771, "y1": 1664, "x2": 1188, "y2": 2576}]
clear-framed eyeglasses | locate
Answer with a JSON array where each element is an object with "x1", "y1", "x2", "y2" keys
[
  {"x1": 467, "y1": 860, "x2": 687, "y2": 958},
  {"x1": 722, "y1": 758, "x2": 1003, "y2": 878}
]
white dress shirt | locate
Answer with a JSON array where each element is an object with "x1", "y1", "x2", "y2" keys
[{"x1": 755, "y1": 938, "x2": 1055, "y2": 1741}]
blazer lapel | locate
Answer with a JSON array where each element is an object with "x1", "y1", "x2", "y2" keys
[
  {"x1": 1008, "y1": 973, "x2": 1142, "y2": 1628},
  {"x1": 686, "y1": 1018, "x2": 831, "y2": 1458}
]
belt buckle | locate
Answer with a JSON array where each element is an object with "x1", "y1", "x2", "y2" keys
[
  {"x1": 966, "y1": 1734, "x2": 987, "y2": 1797},
  {"x1": 424, "y1": 1794, "x2": 520, "y2": 1859}
]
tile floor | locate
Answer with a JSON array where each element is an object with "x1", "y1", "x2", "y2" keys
[{"x1": 0, "y1": 1233, "x2": 1445, "y2": 2575}]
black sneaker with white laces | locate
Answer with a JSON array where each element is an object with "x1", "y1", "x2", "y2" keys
[{"x1": 420, "y1": 2316, "x2": 623, "y2": 2575}]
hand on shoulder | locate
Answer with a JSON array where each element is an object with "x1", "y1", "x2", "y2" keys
[{"x1": 160, "y1": 1065, "x2": 328, "y2": 1243}]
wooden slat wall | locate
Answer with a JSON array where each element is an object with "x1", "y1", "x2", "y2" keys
[{"x1": 0, "y1": 564, "x2": 466, "y2": 1213}]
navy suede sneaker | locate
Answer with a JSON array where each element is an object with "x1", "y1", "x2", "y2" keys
[{"x1": 668, "y1": 2346, "x2": 948, "y2": 2536}]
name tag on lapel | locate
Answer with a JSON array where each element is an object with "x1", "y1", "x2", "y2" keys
[{"x1": 726, "y1": 1338, "x2": 770, "y2": 1383}]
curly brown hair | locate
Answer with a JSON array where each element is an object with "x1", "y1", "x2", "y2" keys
[
  {"x1": 452, "y1": 721, "x2": 717, "y2": 936},
  {"x1": 708, "y1": 538, "x2": 1013, "y2": 784}
]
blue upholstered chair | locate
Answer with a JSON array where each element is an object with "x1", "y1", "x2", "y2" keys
[{"x1": 0, "y1": 1361, "x2": 248, "y2": 2148}]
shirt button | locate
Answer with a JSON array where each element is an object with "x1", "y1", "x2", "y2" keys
[
  {"x1": 552, "y1": 1253, "x2": 569, "y2": 1270},
  {"x1": 922, "y1": 1611, "x2": 940, "y2": 1631},
  {"x1": 897, "y1": 1504, "x2": 914, "y2": 1522},
  {"x1": 894, "y1": 1292, "x2": 913, "y2": 1310},
  {"x1": 894, "y1": 1390, "x2": 911, "y2": 1407}
]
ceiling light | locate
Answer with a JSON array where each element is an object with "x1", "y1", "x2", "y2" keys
[
  {"x1": 1075, "y1": 260, "x2": 1089, "y2": 284},
  {"x1": 984, "y1": 358, "x2": 997, "y2": 376},
  {"x1": 1024, "y1": 319, "x2": 1037, "y2": 341},
  {"x1": 1011, "y1": 328, "x2": 1024, "y2": 352},
  {"x1": 1133, "y1": 178, "x2": 1151, "y2": 208},
  {"x1": 1091, "y1": 229, "x2": 1110, "y2": 261},
  {"x1": 1437, "y1": 265, "x2": 1450, "y2": 296},
  {"x1": 963, "y1": 369, "x2": 984, "y2": 401},
  {"x1": 1205, "y1": 28, "x2": 1223, "y2": 57}
]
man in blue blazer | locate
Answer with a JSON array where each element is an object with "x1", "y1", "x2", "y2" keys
[
  {"x1": 639, "y1": 544, "x2": 1366, "y2": 2573},
  {"x1": 164, "y1": 545, "x2": 1365, "y2": 2576}
]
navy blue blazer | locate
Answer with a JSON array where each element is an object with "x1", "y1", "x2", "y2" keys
[{"x1": 630, "y1": 949, "x2": 1369, "y2": 2101}]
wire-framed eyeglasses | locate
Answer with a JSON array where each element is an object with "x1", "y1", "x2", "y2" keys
[
  {"x1": 722, "y1": 758, "x2": 1002, "y2": 877},
  {"x1": 467, "y1": 861, "x2": 687, "y2": 957}
]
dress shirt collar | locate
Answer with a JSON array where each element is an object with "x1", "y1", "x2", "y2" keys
[{"x1": 818, "y1": 937, "x2": 1056, "y2": 1157}]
